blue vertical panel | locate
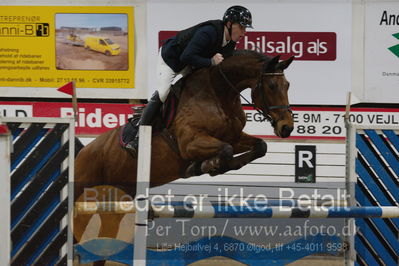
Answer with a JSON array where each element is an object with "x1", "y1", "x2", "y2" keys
[
  {"x1": 356, "y1": 219, "x2": 396, "y2": 265},
  {"x1": 356, "y1": 134, "x2": 399, "y2": 203},
  {"x1": 355, "y1": 130, "x2": 399, "y2": 266},
  {"x1": 383, "y1": 130, "x2": 399, "y2": 152},
  {"x1": 11, "y1": 129, "x2": 47, "y2": 171},
  {"x1": 365, "y1": 129, "x2": 399, "y2": 178},
  {"x1": 356, "y1": 186, "x2": 399, "y2": 256},
  {"x1": 355, "y1": 236, "x2": 380, "y2": 266},
  {"x1": 9, "y1": 122, "x2": 70, "y2": 266}
]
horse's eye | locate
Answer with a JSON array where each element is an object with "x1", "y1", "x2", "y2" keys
[{"x1": 267, "y1": 80, "x2": 276, "y2": 91}]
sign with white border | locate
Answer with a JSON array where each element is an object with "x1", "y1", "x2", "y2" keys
[
  {"x1": 364, "y1": 2, "x2": 399, "y2": 103},
  {"x1": 1, "y1": 101, "x2": 398, "y2": 139}
]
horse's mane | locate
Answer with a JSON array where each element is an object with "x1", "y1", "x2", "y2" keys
[{"x1": 232, "y1": 49, "x2": 271, "y2": 64}]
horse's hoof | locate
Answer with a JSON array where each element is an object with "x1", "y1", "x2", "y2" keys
[
  {"x1": 184, "y1": 162, "x2": 202, "y2": 178},
  {"x1": 209, "y1": 170, "x2": 220, "y2": 176},
  {"x1": 201, "y1": 158, "x2": 220, "y2": 174},
  {"x1": 209, "y1": 166, "x2": 228, "y2": 176},
  {"x1": 185, "y1": 164, "x2": 196, "y2": 178}
]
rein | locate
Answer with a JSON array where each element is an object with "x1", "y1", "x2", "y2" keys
[{"x1": 217, "y1": 65, "x2": 291, "y2": 126}]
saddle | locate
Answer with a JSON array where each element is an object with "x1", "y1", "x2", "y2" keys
[{"x1": 119, "y1": 78, "x2": 185, "y2": 154}]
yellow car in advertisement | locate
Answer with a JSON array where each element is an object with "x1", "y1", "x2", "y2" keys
[{"x1": 84, "y1": 36, "x2": 121, "y2": 56}]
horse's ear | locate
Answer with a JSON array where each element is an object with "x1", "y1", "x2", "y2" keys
[
  {"x1": 276, "y1": 56, "x2": 294, "y2": 71},
  {"x1": 264, "y1": 55, "x2": 280, "y2": 72}
]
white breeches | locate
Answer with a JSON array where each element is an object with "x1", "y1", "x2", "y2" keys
[{"x1": 157, "y1": 48, "x2": 191, "y2": 103}]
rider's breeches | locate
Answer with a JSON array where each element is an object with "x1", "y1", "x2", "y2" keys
[{"x1": 157, "y1": 48, "x2": 191, "y2": 103}]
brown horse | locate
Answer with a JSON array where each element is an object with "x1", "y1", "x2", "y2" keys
[{"x1": 74, "y1": 50, "x2": 294, "y2": 243}]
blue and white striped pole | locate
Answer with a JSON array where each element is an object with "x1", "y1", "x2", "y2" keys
[
  {"x1": 75, "y1": 200, "x2": 399, "y2": 218},
  {"x1": 152, "y1": 205, "x2": 399, "y2": 219}
]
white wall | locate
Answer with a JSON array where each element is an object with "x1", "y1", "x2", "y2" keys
[
  {"x1": 147, "y1": 0, "x2": 352, "y2": 105},
  {"x1": 1, "y1": 0, "x2": 398, "y2": 104},
  {"x1": 363, "y1": 1, "x2": 399, "y2": 103}
]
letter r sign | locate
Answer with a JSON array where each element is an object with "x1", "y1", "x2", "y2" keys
[{"x1": 295, "y1": 145, "x2": 316, "y2": 183}]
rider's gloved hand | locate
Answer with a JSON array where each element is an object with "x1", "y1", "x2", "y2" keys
[{"x1": 211, "y1": 53, "x2": 224, "y2": 65}]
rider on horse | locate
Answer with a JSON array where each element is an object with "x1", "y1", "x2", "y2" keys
[{"x1": 126, "y1": 5, "x2": 253, "y2": 154}]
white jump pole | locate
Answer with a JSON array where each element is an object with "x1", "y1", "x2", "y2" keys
[
  {"x1": 344, "y1": 92, "x2": 356, "y2": 266},
  {"x1": 0, "y1": 124, "x2": 11, "y2": 264},
  {"x1": 67, "y1": 118, "x2": 75, "y2": 266},
  {"x1": 133, "y1": 126, "x2": 152, "y2": 266}
]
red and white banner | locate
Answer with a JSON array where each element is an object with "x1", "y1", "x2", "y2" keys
[
  {"x1": 159, "y1": 31, "x2": 337, "y2": 61},
  {"x1": 1, "y1": 101, "x2": 398, "y2": 139},
  {"x1": 0, "y1": 101, "x2": 136, "y2": 135}
]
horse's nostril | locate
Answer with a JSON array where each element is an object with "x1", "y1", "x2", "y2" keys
[{"x1": 281, "y1": 125, "x2": 293, "y2": 138}]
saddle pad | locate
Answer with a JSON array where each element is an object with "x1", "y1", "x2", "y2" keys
[
  {"x1": 119, "y1": 81, "x2": 181, "y2": 149},
  {"x1": 162, "y1": 94, "x2": 177, "y2": 129},
  {"x1": 119, "y1": 117, "x2": 139, "y2": 147},
  {"x1": 119, "y1": 107, "x2": 173, "y2": 148}
]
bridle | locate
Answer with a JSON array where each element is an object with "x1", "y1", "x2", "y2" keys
[
  {"x1": 218, "y1": 65, "x2": 292, "y2": 127},
  {"x1": 254, "y1": 72, "x2": 292, "y2": 126}
]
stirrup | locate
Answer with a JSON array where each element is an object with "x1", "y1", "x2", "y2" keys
[{"x1": 125, "y1": 139, "x2": 139, "y2": 156}]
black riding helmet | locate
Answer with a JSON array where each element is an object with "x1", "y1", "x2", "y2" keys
[{"x1": 223, "y1": 5, "x2": 253, "y2": 28}]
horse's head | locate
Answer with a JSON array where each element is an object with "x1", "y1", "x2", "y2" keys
[{"x1": 251, "y1": 55, "x2": 294, "y2": 138}]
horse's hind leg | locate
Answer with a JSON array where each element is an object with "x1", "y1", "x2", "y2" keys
[
  {"x1": 74, "y1": 187, "x2": 99, "y2": 243},
  {"x1": 98, "y1": 213, "x2": 127, "y2": 237},
  {"x1": 73, "y1": 213, "x2": 98, "y2": 243}
]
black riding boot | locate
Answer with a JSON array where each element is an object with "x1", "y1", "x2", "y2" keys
[{"x1": 126, "y1": 91, "x2": 162, "y2": 154}]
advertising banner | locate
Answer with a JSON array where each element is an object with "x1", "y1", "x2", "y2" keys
[
  {"x1": 0, "y1": 6, "x2": 134, "y2": 89},
  {"x1": 364, "y1": 2, "x2": 399, "y2": 103},
  {"x1": 159, "y1": 31, "x2": 337, "y2": 61},
  {"x1": 1, "y1": 101, "x2": 398, "y2": 139},
  {"x1": 0, "y1": 101, "x2": 135, "y2": 135}
]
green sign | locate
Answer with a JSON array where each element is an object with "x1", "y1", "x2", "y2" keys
[{"x1": 388, "y1": 32, "x2": 399, "y2": 58}]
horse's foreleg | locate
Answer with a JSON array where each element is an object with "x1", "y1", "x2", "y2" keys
[
  {"x1": 183, "y1": 133, "x2": 266, "y2": 177},
  {"x1": 226, "y1": 139, "x2": 266, "y2": 171},
  {"x1": 182, "y1": 134, "x2": 233, "y2": 177},
  {"x1": 233, "y1": 132, "x2": 266, "y2": 154},
  {"x1": 226, "y1": 133, "x2": 267, "y2": 171},
  {"x1": 206, "y1": 133, "x2": 267, "y2": 176}
]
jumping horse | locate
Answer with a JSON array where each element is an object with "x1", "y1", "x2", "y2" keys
[{"x1": 74, "y1": 50, "x2": 294, "y2": 244}]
